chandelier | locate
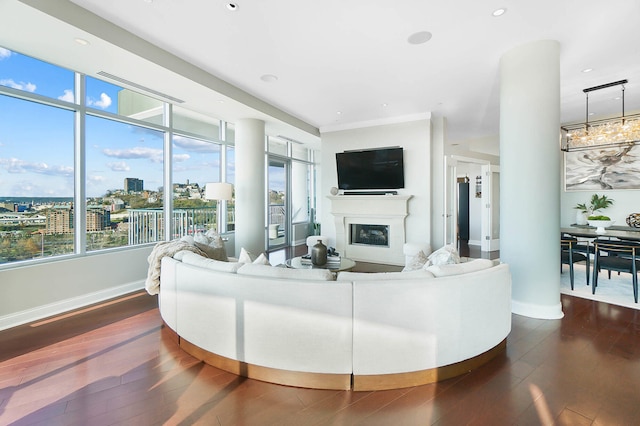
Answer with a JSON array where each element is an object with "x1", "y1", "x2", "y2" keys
[{"x1": 561, "y1": 79, "x2": 640, "y2": 152}]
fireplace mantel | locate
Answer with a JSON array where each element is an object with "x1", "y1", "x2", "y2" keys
[{"x1": 328, "y1": 195, "x2": 412, "y2": 265}]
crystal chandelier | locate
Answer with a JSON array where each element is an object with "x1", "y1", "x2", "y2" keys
[{"x1": 561, "y1": 79, "x2": 640, "y2": 151}]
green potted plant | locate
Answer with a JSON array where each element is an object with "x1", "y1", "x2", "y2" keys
[{"x1": 580, "y1": 194, "x2": 614, "y2": 233}]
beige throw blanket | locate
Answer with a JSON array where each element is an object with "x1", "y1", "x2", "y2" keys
[{"x1": 145, "y1": 239, "x2": 205, "y2": 295}]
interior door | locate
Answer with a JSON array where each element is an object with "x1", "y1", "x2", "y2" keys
[
  {"x1": 481, "y1": 164, "x2": 500, "y2": 251},
  {"x1": 444, "y1": 156, "x2": 458, "y2": 246}
]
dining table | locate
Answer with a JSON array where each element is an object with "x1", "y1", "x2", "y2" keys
[{"x1": 561, "y1": 225, "x2": 640, "y2": 241}]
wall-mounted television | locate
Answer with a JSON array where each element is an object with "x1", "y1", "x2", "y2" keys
[{"x1": 336, "y1": 147, "x2": 405, "y2": 191}]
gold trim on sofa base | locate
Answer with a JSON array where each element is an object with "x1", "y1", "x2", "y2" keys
[
  {"x1": 162, "y1": 324, "x2": 351, "y2": 390},
  {"x1": 162, "y1": 324, "x2": 506, "y2": 391},
  {"x1": 352, "y1": 338, "x2": 507, "y2": 391}
]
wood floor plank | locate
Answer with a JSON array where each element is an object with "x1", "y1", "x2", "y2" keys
[{"x1": 3, "y1": 290, "x2": 640, "y2": 425}]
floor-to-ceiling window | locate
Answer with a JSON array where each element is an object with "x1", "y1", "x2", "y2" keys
[
  {"x1": 266, "y1": 136, "x2": 316, "y2": 252},
  {"x1": 0, "y1": 46, "x2": 237, "y2": 267}
]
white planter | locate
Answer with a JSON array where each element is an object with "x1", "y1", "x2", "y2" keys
[
  {"x1": 588, "y1": 219, "x2": 614, "y2": 234},
  {"x1": 575, "y1": 211, "x2": 587, "y2": 225}
]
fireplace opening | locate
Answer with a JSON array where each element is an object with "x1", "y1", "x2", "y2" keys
[{"x1": 350, "y1": 224, "x2": 389, "y2": 247}]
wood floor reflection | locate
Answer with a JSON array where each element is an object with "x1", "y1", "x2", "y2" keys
[{"x1": 2, "y1": 290, "x2": 640, "y2": 424}]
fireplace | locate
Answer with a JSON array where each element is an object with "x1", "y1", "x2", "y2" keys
[
  {"x1": 329, "y1": 195, "x2": 412, "y2": 265},
  {"x1": 350, "y1": 224, "x2": 389, "y2": 247}
]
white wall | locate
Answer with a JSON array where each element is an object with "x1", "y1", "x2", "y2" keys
[
  {"x1": 0, "y1": 246, "x2": 151, "y2": 330},
  {"x1": 561, "y1": 188, "x2": 640, "y2": 227},
  {"x1": 320, "y1": 118, "x2": 432, "y2": 251}
]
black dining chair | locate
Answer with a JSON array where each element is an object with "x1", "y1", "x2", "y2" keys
[
  {"x1": 592, "y1": 239, "x2": 640, "y2": 303},
  {"x1": 561, "y1": 233, "x2": 594, "y2": 285},
  {"x1": 561, "y1": 238, "x2": 589, "y2": 290}
]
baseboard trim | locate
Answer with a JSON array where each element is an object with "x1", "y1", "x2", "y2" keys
[
  {"x1": 0, "y1": 280, "x2": 144, "y2": 331},
  {"x1": 511, "y1": 299, "x2": 564, "y2": 319}
]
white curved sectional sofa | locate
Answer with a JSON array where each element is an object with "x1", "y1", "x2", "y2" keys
[{"x1": 158, "y1": 252, "x2": 512, "y2": 391}]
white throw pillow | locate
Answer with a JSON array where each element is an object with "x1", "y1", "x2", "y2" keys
[
  {"x1": 402, "y1": 250, "x2": 429, "y2": 272},
  {"x1": 427, "y1": 244, "x2": 460, "y2": 266},
  {"x1": 193, "y1": 232, "x2": 228, "y2": 261},
  {"x1": 337, "y1": 269, "x2": 435, "y2": 281},
  {"x1": 238, "y1": 247, "x2": 255, "y2": 263},
  {"x1": 426, "y1": 258, "x2": 494, "y2": 277},
  {"x1": 253, "y1": 253, "x2": 271, "y2": 266},
  {"x1": 237, "y1": 263, "x2": 335, "y2": 281}
]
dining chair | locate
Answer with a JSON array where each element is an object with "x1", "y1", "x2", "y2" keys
[
  {"x1": 562, "y1": 233, "x2": 594, "y2": 285},
  {"x1": 561, "y1": 238, "x2": 589, "y2": 290},
  {"x1": 592, "y1": 239, "x2": 640, "y2": 303}
]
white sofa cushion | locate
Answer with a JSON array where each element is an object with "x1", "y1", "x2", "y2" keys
[
  {"x1": 181, "y1": 251, "x2": 243, "y2": 273},
  {"x1": 337, "y1": 269, "x2": 435, "y2": 281},
  {"x1": 425, "y1": 258, "x2": 494, "y2": 277},
  {"x1": 237, "y1": 263, "x2": 335, "y2": 281}
]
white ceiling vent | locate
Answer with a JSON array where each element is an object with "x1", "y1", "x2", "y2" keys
[{"x1": 97, "y1": 71, "x2": 185, "y2": 104}]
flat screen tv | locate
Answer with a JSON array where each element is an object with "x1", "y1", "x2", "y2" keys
[{"x1": 336, "y1": 147, "x2": 404, "y2": 190}]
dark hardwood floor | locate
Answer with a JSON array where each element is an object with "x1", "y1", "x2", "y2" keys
[{"x1": 2, "y1": 280, "x2": 640, "y2": 424}]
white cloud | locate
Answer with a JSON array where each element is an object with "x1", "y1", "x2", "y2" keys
[
  {"x1": 0, "y1": 157, "x2": 72, "y2": 176},
  {"x1": 107, "y1": 161, "x2": 130, "y2": 172},
  {"x1": 173, "y1": 136, "x2": 218, "y2": 153},
  {"x1": 88, "y1": 175, "x2": 106, "y2": 183},
  {"x1": 173, "y1": 154, "x2": 190, "y2": 162},
  {"x1": 0, "y1": 48, "x2": 12, "y2": 60},
  {"x1": 58, "y1": 89, "x2": 75, "y2": 102},
  {"x1": 102, "y1": 147, "x2": 164, "y2": 163},
  {"x1": 87, "y1": 92, "x2": 112, "y2": 109},
  {"x1": 0, "y1": 79, "x2": 36, "y2": 92}
]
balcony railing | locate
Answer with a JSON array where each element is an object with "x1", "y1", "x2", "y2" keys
[{"x1": 128, "y1": 207, "x2": 234, "y2": 244}]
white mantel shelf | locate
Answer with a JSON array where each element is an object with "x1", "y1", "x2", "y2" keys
[{"x1": 328, "y1": 195, "x2": 413, "y2": 266}]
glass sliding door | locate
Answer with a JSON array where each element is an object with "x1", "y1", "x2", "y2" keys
[{"x1": 268, "y1": 158, "x2": 288, "y2": 250}]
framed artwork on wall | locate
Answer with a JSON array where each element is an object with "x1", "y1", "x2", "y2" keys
[{"x1": 564, "y1": 144, "x2": 640, "y2": 191}]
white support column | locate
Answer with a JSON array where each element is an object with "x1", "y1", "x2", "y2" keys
[
  {"x1": 235, "y1": 118, "x2": 266, "y2": 257},
  {"x1": 500, "y1": 40, "x2": 563, "y2": 319}
]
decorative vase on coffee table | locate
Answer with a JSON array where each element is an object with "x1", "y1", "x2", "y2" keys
[{"x1": 311, "y1": 240, "x2": 327, "y2": 266}]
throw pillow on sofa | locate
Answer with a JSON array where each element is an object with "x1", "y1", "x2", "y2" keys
[
  {"x1": 238, "y1": 247, "x2": 271, "y2": 265},
  {"x1": 402, "y1": 249, "x2": 429, "y2": 272},
  {"x1": 193, "y1": 232, "x2": 228, "y2": 261},
  {"x1": 427, "y1": 244, "x2": 460, "y2": 266}
]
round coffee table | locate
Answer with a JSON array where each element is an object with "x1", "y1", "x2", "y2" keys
[{"x1": 286, "y1": 256, "x2": 356, "y2": 272}]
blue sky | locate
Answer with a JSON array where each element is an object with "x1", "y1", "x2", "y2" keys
[{"x1": 0, "y1": 47, "x2": 244, "y2": 198}]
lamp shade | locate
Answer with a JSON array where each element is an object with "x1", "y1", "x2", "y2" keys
[{"x1": 204, "y1": 182, "x2": 233, "y2": 201}]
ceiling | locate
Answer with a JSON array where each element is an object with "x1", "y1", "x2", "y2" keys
[{"x1": 3, "y1": 0, "x2": 640, "y2": 152}]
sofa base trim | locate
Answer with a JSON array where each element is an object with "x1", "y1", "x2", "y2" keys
[
  {"x1": 352, "y1": 338, "x2": 507, "y2": 391},
  {"x1": 179, "y1": 336, "x2": 352, "y2": 391}
]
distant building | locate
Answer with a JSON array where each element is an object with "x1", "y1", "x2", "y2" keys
[
  {"x1": 124, "y1": 178, "x2": 143, "y2": 193},
  {"x1": 46, "y1": 205, "x2": 111, "y2": 233},
  {"x1": 46, "y1": 205, "x2": 73, "y2": 234}
]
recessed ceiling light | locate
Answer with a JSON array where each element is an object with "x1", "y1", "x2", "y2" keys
[
  {"x1": 260, "y1": 74, "x2": 278, "y2": 82},
  {"x1": 492, "y1": 8, "x2": 506, "y2": 17},
  {"x1": 142, "y1": 0, "x2": 153, "y2": 3},
  {"x1": 74, "y1": 38, "x2": 89, "y2": 46},
  {"x1": 226, "y1": 3, "x2": 239, "y2": 11},
  {"x1": 381, "y1": 103, "x2": 388, "y2": 107},
  {"x1": 582, "y1": 68, "x2": 593, "y2": 73},
  {"x1": 407, "y1": 31, "x2": 432, "y2": 45},
  {"x1": 336, "y1": 111, "x2": 342, "y2": 115}
]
